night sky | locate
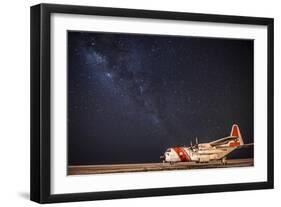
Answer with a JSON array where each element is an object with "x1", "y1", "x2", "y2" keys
[{"x1": 67, "y1": 31, "x2": 253, "y2": 165}]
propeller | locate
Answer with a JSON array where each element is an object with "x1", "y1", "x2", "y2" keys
[
  {"x1": 191, "y1": 137, "x2": 199, "y2": 151},
  {"x1": 189, "y1": 137, "x2": 200, "y2": 151}
]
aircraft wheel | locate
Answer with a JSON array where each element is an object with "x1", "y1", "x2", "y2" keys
[{"x1": 222, "y1": 157, "x2": 227, "y2": 165}]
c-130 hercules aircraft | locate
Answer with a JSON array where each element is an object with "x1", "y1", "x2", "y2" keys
[{"x1": 160, "y1": 124, "x2": 253, "y2": 164}]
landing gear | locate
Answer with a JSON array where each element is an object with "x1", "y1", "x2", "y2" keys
[
  {"x1": 221, "y1": 157, "x2": 227, "y2": 165},
  {"x1": 160, "y1": 155, "x2": 165, "y2": 163}
]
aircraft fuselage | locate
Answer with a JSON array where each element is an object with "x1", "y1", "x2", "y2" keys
[{"x1": 161, "y1": 124, "x2": 250, "y2": 164}]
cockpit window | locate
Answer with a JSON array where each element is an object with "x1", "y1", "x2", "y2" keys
[{"x1": 166, "y1": 148, "x2": 171, "y2": 152}]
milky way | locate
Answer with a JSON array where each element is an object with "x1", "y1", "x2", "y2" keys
[{"x1": 68, "y1": 31, "x2": 254, "y2": 165}]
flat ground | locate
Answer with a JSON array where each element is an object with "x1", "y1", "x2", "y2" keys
[{"x1": 68, "y1": 158, "x2": 254, "y2": 175}]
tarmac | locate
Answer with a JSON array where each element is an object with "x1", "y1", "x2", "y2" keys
[{"x1": 68, "y1": 158, "x2": 254, "y2": 175}]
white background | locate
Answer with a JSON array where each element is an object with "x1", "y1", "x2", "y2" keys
[{"x1": 0, "y1": 0, "x2": 279, "y2": 206}]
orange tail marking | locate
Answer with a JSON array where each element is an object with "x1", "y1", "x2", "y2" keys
[{"x1": 231, "y1": 125, "x2": 239, "y2": 137}]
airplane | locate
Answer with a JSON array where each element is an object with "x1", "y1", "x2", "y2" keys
[{"x1": 160, "y1": 124, "x2": 253, "y2": 165}]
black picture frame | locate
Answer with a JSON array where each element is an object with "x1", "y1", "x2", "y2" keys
[{"x1": 30, "y1": 3, "x2": 274, "y2": 203}]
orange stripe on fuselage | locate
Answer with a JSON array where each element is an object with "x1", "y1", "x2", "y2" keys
[
  {"x1": 173, "y1": 147, "x2": 189, "y2": 162},
  {"x1": 229, "y1": 141, "x2": 240, "y2": 147}
]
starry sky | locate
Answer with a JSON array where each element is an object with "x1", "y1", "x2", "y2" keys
[{"x1": 67, "y1": 31, "x2": 254, "y2": 165}]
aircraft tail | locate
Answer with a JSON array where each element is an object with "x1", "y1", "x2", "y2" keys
[{"x1": 230, "y1": 124, "x2": 244, "y2": 146}]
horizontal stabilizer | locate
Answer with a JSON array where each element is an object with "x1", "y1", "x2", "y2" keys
[{"x1": 236, "y1": 143, "x2": 254, "y2": 149}]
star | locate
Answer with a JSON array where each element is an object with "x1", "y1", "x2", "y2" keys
[{"x1": 106, "y1": 72, "x2": 111, "y2": 77}]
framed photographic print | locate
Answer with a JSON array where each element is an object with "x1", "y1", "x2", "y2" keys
[{"x1": 30, "y1": 3, "x2": 274, "y2": 203}]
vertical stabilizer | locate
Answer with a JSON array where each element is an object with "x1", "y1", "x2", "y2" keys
[{"x1": 230, "y1": 124, "x2": 244, "y2": 145}]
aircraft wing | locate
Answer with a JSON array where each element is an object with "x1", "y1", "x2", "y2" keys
[
  {"x1": 236, "y1": 143, "x2": 254, "y2": 149},
  {"x1": 209, "y1": 136, "x2": 238, "y2": 146}
]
